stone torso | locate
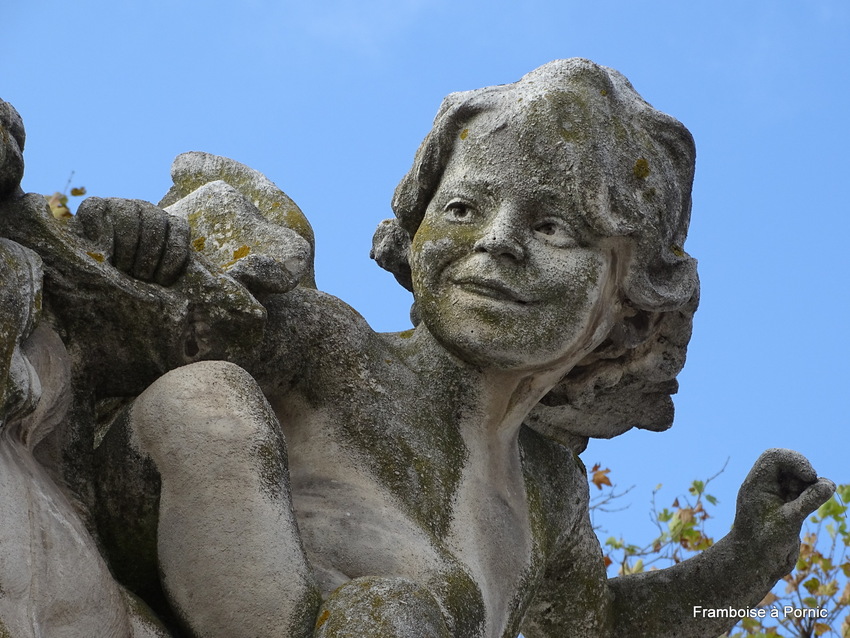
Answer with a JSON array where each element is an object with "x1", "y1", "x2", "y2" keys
[{"x1": 259, "y1": 288, "x2": 588, "y2": 638}]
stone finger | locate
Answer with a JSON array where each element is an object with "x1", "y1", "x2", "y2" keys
[
  {"x1": 110, "y1": 198, "x2": 143, "y2": 273},
  {"x1": 132, "y1": 204, "x2": 169, "y2": 282},
  {"x1": 74, "y1": 196, "x2": 114, "y2": 251},
  {"x1": 154, "y1": 215, "x2": 190, "y2": 286},
  {"x1": 781, "y1": 477, "x2": 837, "y2": 526}
]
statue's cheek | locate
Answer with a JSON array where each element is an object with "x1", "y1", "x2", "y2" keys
[
  {"x1": 409, "y1": 236, "x2": 458, "y2": 293},
  {"x1": 534, "y1": 250, "x2": 608, "y2": 307}
]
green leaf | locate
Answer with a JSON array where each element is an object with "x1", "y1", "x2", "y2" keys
[
  {"x1": 818, "y1": 496, "x2": 847, "y2": 521},
  {"x1": 605, "y1": 537, "x2": 622, "y2": 549},
  {"x1": 803, "y1": 577, "x2": 821, "y2": 595}
]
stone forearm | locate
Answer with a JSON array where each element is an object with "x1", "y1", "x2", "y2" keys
[{"x1": 608, "y1": 533, "x2": 787, "y2": 638}]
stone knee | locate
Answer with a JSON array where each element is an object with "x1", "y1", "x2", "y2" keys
[
  {"x1": 131, "y1": 360, "x2": 287, "y2": 488},
  {"x1": 129, "y1": 361, "x2": 319, "y2": 638},
  {"x1": 315, "y1": 577, "x2": 451, "y2": 638}
]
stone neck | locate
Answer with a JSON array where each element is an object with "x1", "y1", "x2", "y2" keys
[{"x1": 398, "y1": 324, "x2": 575, "y2": 446}]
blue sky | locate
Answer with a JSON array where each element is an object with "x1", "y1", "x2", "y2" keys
[{"x1": 3, "y1": 1, "x2": 847, "y2": 547}]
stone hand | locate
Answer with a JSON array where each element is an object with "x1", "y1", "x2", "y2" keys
[
  {"x1": 73, "y1": 196, "x2": 190, "y2": 286},
  {"x1": 733, "y1": 448, "x2": 835, "y2": 576}
]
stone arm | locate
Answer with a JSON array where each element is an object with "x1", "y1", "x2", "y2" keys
[
  {"x1": 2, "y1": 113, "x2": 316, "y2": 394},
  {"x1": 522, "y1": 448, "x2": 835, "y2": 638}
]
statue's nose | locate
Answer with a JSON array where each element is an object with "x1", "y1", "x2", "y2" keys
[{"x1": 472, "y1": 209, "x2": 525, "y2": 261}]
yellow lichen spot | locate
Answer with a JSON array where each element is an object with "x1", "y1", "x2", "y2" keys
[
  {"x1": 633, "y1": 158, "x2": 651, "y2": 180},
  {"x1": 86, "y1": 251, "x2": 105, "y2": 263},
  {"x1": 222, "y1": 244, "x2": 252, "y2": 269},
  {"x1": 271, "y1": 201, "x2": 281, "y2": 209},
  {"x1": 192, "y1": 236, "x2": 207, "y2": 251},
  {"x1": 398, "y1": 329, "x2": 415, "y2": 339},
  {"x1": 670, "y1": 244, "x2": 685, "y2": 258},
  {"x1": 559, "y1": 127, "x2": 579, "y2": 143},
  {"x1": 600, "y1": 89, "x2": 608, "y2": 96},
  {"x1": 283, "y1": 208, "x2": 315, "y2": 246},
  {"x1": 459, "y1": 128, "x2": 469, "y2": 140},
  {"x1": 316, "y1": 609, "x2": 330, "y2": 629}
]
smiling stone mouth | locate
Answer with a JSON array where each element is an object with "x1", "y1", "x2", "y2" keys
[{"x1": 453, "y1": 278, "x2": 531, "y2": 305}]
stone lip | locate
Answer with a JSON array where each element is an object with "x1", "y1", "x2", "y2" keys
[{"x1": 451, "y1": 275, "x2": 533, "y2": 305}]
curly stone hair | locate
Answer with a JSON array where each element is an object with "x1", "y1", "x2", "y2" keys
[{"x1": 371, "y1": 59, "x2": 699, "y2": 449}]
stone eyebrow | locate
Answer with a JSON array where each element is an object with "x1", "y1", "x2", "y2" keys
[
  {"x1": 438, "y1": 177, "x2": 566, "y2": 204},
  {"x1": 436, "y1": 176, "x2": 496, "y2": 199}
]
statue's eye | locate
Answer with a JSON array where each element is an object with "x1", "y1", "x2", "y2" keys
[
  {"x1": 445, "y1": 200, "x2": 474, "y2": 222},
  {"x1": 533, "y1": 218, "x2": 577, "y2": 247}
]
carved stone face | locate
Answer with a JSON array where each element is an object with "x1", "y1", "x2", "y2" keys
[{"x1": 409, "y1": 125, "x2": 617, "y2": 371}]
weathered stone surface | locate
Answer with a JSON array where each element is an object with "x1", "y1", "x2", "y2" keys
[
  {"x1": 0, "y1": 60, "x2": 835, "y2": 638},
  {"x1": 165, "y1": 179, "x2": 311, "y2": 294},
  {"x1": 0, "y1": 239, "x2": 170, "y2": 637},
  {"x1": 161, "y1": 151, "x2": 316, "y2": 288},
  {"x1": 0, "y1": 100, "x2": 24, "y2": 199}
]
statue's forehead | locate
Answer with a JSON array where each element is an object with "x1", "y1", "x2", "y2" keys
[
  {"x1": 441, "y1": 112, "x2": 588, "y2": 198},
  {"x1": 435, "y1": 155, "x2": 573, "y2": 208},
  {"x1": 458, "y1": 94, "x2": 617, "y2": 168}
]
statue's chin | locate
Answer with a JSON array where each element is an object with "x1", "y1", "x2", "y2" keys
[{"x1": 424, "y1": 320, "x2": 579, "y2": 375}]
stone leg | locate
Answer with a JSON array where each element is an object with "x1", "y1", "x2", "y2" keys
[
  {"x1": 314, "y1": 577, "x2": 452, "y2": 638},
  {"x1": 131, "y1": 361, "x2": 320, "y2": 638}
]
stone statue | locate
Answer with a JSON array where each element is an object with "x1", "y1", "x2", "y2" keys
[{"x1": 0, "y1": 59, "x2": 835, "y2": 638}]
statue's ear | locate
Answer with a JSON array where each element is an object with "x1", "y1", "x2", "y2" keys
[{"x1": 370, "y1": 218, "x2": 413, "y2": 292}]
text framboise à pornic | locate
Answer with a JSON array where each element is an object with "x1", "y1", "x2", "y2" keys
[{"x1": 693, "y1": 605, "x2": 828, "y2": 620}]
